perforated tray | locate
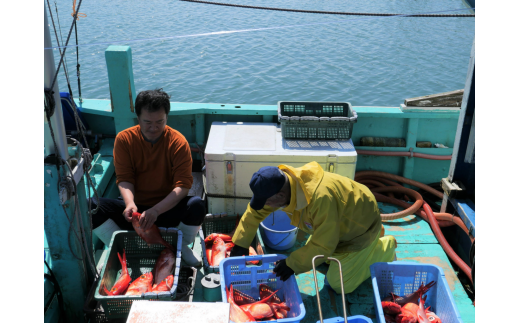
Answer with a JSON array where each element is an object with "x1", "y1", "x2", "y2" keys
[
  {"x1": 200, "y1": 213, "x2": 265, "y2": 273},
  {"x1": 370, "y1": 262, "x2": 463, "y2": 323},
  {"x1": 94, "y1": 230, "x2": 182, "y2": 320},
  {"x1": 219, "y1": 254, "x2": 306, "y2": 323}
]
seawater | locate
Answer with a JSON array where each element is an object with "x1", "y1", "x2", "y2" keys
[{"x1": 48, "y1": 0, "x2": 474, "y2": 106}]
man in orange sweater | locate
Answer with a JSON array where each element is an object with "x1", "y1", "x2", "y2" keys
[{"x1": 91, "y1": 89, "x2": 205, "y2": 266}]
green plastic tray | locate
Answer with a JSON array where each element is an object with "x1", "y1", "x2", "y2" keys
[
  {"x1": 199, "y1": 213, "x2": 266, "y2": 274},
  {"x1": 94, "y1": 230, "x2": 182, "y2": 320}
]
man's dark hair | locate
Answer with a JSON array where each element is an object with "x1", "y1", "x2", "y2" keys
[{"x1": 135, "y1": 88, "x2": 171, "y2": 117}]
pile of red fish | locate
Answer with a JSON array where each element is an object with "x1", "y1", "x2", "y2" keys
[
  {"x1": 204, "y1": 233, "x2": 258, "y2": 266},
  {"x1": 102, "y1": 247, "x2": 176, "y2": 296},
  {"x1": 226, "y1": 283, "x2": 291, "y2": 322},
  {"x1": 102, "y1": 212, "x2": 179, "y2": 296},
  {"x1": 381, "y1": 281, "x2": 443, "y2": 323}
]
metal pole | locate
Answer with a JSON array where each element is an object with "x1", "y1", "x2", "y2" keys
[
  {"x1": 44, "y1": 2, "x2": 68, "y2": 159},
  {"x1": 312, "y1": 255, "x2": 348, "y2": 323}
]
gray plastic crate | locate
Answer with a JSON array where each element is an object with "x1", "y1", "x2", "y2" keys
[{"x1": 278, "y1": 101, "x2": 357, "y2": 140}]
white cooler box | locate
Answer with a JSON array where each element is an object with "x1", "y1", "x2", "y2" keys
[{"x1": 204, "y1": 122, "x2": 358, "y2": 215}]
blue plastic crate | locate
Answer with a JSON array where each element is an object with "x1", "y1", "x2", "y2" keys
[
  {"x1": 219, "y1": 254, "x2": 306, "y2": 323},
  {"x1": 318, "y1": 316, "x2": 372, "y2": 323},
  {"x1": 370, "y1": 262, "x2": 463, "y2": 323}
]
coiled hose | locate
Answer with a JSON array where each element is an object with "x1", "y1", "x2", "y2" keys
[
  {"x1": 423, "y1": 202, "x2": 473, "y2": 284},
  {"x1": 355, "y1": 171, "x2": 473, "y2": 284}
]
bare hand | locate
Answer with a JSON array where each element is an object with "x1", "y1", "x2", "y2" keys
[
  {"x1": 139, "y1": 208, "x2": 159, "y2": 230},
  {"x1": 123, "y1": 203, "x2": 138, "y2": 222}
]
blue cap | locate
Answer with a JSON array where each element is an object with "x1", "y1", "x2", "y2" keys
[{"x1": 249, "y1": 166, "x2": 286, "y2": 210}]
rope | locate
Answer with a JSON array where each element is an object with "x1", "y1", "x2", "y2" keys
[
  {"x1": 45, "y1": 0, "x2": 99, "y2": 281},
  {"x1": 179, "y1": 0, "x2": 475, "y2": 17},
  {"x1": 52, "y1": 0, "x2": 71, "y2": 86},
  {"x1": 74, "y1": 20, "x2": 82, "y2": 102},
  {"x1": 49, "y1": 0, "x2": 84, "y2": 93},
  {"x1": 71, "y1": 0, "x2": 86, "y2": 20},
  {"x1": 44, "y1": 7, "x2": 475, "y2": 51}
]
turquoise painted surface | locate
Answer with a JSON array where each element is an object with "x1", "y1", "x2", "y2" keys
[
  {"x1": 379, "y1": 202, "x2": 438, "y2": 244},
  {"x1": 44, "y1": 165, "x2": 89, "y2": 322}
]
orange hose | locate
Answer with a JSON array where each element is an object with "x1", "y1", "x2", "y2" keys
[
  {"x1": 356, "y1": 150, "x2": 452, "y2": 160},
  {"x1": 370, "y1": 186, "x2": 423, "y2": 220},
  {"x1": 373, "y1": 193, "x2": 470, "y2": 234},
  {"x1": 356, "y1": 171, "x2": 444, "y2": 199},
  {"x1": 423, "y1": 202, "x2": 473, "y2": 284},
  {"x1": 357, "y1": 176, "x2": 407, "y2": 199},
  {"x1": 357, "y1": 179, "x2": 395, "y2": 198}
]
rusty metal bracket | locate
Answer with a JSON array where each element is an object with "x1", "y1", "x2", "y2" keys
[{"x1": 441, "y1": 178, "x2": 466, "y2": 199}]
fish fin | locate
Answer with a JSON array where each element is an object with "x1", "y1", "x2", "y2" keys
[{"x1": 103, "y1": 286, "x2": 113, "y2": 296}]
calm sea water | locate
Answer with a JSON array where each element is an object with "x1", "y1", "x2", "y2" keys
[{"x1": 48, "y1": 0, "x2": 474, "y2": 106}]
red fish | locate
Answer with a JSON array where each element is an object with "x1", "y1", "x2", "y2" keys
[
  {"x1": 239, "y1": 288, "x2": 280, "y2": 315},
  {"x1": 274, "y1": 305, "x2": 289, "y2": 319},
  {"x1": 131, "y1": 212, "x2": 175, "y2": 251},
  {"x1": 402, "y1": 303, "x2": 419, "y2": 313},
  {"x1": 204, "y1": 233, "x2": 233, "y2": 244},
  {"x1": 396, "y1": 308, "x2": 417, "y2": 323},
  {"x1": 399, "y1": 303, "x2": 419, "y2": 323},
  {"x1": 383, "y1": 281, "x2": 436, "y2": 306},
  {"x1": 426, "y1": 310, "x2": 442, "y2": 323},
  {"x1": 226, "y1": 242, "x2": 235, "y2": 250},
  {"x1": 259, "y1": 284, "x2": 282, "y2": 304},
  {"x1": 152, "y1": 248, "x2": 176, "y2": 285},
  {"x1": 151, "y1": 275, "x2": 174, "y2": 293},
  {"x1": 227, "y1": 284, "x2": 256, "y2": 323},
  {"x1": 211, "y1": 237, "x2": 227, "y2": 266},
  {"x1": 125, "y1": 272, "x2": 153, "y2": 296},
  {"x1": 233, "y1": 288, "x2": 257, "y2": 306},
  {"x1": 382, "y1": 301, "x2": 401, "y2": 315},
  {"x1": 417, "y1": 293, "x2": 429, "y2": 323},
  {"x1": 103, "y1": 250, "x2": 131, "y2": 296},
  {"x1": 245, "y1": 303, "x2": 274, "y2": 320},
  {"x1": 246, "y1": 246, "x2": 259, "y2": 265}
]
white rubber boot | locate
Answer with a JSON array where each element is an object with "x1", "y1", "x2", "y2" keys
[
  {"x1": 92, "y1": 219, "x2": 121, "y2": 246},
  {"x1": 177, "y1": 222, "x2": 202, "y2": 267}
]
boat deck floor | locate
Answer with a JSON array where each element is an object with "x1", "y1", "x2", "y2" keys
[{"x1": 187, "y1": 202, "x2": 475, "y2": 323}]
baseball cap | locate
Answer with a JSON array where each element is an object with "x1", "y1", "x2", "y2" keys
[{"x1": 249, "y1": 166, "x2": 286, "y2": 210}]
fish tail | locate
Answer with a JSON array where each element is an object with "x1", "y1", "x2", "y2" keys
[
  {"x1": 118, "y1": 249, "x2": 129, "y2": 274},
  {"x1": 162, "y1": 241, "x2": 176, "y2": 252},
  {"x1": 421, "y1": 281, "x2": 436, "y2": 294}
]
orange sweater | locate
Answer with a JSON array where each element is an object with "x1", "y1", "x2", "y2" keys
[{"x1": 113, "y1": 125, "x2": 193, "y2": 206}]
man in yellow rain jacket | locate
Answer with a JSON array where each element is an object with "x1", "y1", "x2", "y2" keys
[{"x1": 230, "y1": 161, "x2": 397, "y2": 294}]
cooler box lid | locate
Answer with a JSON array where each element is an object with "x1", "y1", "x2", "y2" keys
[{"x1": 205, "y1": 122, "x2": 357, "y2": 163}]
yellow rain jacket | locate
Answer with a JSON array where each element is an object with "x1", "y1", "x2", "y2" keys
[{"x1": 232, "y1": 161, "x2": 382, "y2": 274}]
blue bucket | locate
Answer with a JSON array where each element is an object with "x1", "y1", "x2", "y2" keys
[{"x1": 260, "y1": 211, "x2": 297, "y2": 250}]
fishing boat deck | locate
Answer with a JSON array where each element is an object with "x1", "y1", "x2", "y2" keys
[{"x1": 186, "y1": 202, "x2": 475, "y2": 323}]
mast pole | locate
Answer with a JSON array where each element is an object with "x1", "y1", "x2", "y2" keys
[{"x1": 44, "y1": 2, "x2": 68, "y2": 159}]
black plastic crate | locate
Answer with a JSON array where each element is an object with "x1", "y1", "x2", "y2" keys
[
  {"x1": 94, "y1": 230, "x2": 182, "y2": 320},
  {"x1": 278, "y1": 101, "x2": 357, "y2": 140},
  {"x1": 199, "y1": 213, "x2": 265, "y2": 273},
  {"x1": 174, "y1": 266, "x2": 197, "y2": 302}
]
